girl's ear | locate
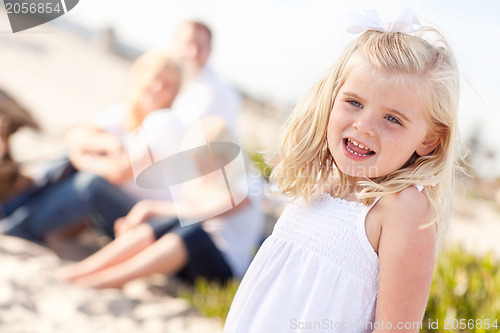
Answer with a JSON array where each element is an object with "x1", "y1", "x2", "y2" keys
[{"x1": 416, "y1": 135, "x2": 440, "y2": 156}]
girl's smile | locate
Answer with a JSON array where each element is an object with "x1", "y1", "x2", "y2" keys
[
  {"x1": 343, "y1": 137, "x2": 376, "y2": 159},
  {"x1": 327, "y1": 63, "x2": 439, "y2": 179}
]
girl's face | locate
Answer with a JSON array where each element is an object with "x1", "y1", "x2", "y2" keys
[
  {"x1": 137, "y1": 67, "x2": 180, "y2": 115},
  {"x1": 327, "y1": 64, "x2": 438, "y2": 180}
]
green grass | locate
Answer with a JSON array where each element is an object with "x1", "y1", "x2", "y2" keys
[
  {"x1": 178, "y1": 278, "x2": 240, "y2": 320},
  {"x1": 423, "y1": 247, "x2": 500, "y2": 332},
  {"x1": 180, "y1": 248, "x2": 500, "y2": 331},
  {"x1": 246, "y1": 151, "x2": 273, "y2": 180}
]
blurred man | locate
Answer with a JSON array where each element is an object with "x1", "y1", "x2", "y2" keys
[{"x1": 170, "y1": 21, "x2": 241, "y2": 136}]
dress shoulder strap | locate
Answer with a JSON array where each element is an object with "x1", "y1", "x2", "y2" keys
[{"x1": 369, "y1": 184, "x2": 424, "y2": 209}]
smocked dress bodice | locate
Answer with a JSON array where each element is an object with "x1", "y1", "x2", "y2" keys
[{"x1": 224, "y1": 193, "x2": 380, "y2": 333}]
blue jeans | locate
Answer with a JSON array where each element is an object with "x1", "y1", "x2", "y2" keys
[{"x1": 1, "y1": 171, "x2": 136, "y2": 241}]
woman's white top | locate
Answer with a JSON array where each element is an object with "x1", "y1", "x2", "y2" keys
[
  {"x1": 224, "y1": 193, "x2": 380, "y2": 333},
  {"x1": 95, "y1": 104, "x2": 174, "y2": 201}
]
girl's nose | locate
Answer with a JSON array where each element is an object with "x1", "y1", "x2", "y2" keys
[{"x1": 352, "y1": 114, "x2": 375, "y2": 136}]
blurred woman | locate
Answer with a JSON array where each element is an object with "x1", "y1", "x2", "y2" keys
[
  {"x1": 1, "y1": 51, "x2": 183, "y2": 242},
  {"x1": 66, "y1": 50, "x2": 182, "y2": 200}
]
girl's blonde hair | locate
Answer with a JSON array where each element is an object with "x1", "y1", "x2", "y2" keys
[
  {"x1": 268, "y1": 28, "x2": 460, "y2": 242},
  {"x1": 126, "y1": 50, "x2": 182, "y2": 131}
]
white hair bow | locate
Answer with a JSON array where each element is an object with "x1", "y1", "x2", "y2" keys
[{"x1": 346, "y1": 9, "x2": 424, "y2": 34}]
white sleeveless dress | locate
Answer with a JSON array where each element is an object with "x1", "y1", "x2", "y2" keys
[{"x1": 224, "y1": 193, "x2": 380, "y2": 333}]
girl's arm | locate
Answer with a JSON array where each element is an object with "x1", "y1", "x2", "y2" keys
[{"x1": 372, "y1": 187, "x2": 436, "y2": 333}]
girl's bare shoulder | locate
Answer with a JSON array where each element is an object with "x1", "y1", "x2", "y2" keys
[{"x1": 374, "y1": 186, "x2": 433, "y2": 231}]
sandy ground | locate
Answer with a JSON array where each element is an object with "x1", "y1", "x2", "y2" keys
[
  {"x1": 446, "y1": 195, "x2": 500, "y2": 258},
  {"x1": 0, "y1": 234, "x2": 222, "y2": 333},
  {"x1": 1, "y1": 13, "x2": 500, "y2": 333}
]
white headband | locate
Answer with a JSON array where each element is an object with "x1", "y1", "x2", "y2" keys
[{"x1": 346, "y1": 8, "x2": 424, "y2": 34}]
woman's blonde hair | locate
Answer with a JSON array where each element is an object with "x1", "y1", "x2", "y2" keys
[
  {"x1": 126, "y1": 50, "x2": 182, "y2": 131},
  {"x1": 268, "y1": 28, "x2": 460, "y2": 242}
]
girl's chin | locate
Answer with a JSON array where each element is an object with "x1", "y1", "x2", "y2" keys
[
  {"x1": 336, "y1": 163, "x2": 379, "y2": 179},
  {"x1": 337, "y1": 168, "x2": 369, "y2": 179}
]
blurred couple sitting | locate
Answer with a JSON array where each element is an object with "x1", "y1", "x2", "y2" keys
[{"x1": 0, "y1": 21, "x2": 263, "y2": 289}]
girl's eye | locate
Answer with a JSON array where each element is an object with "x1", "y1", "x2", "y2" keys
[
  {"x1": 385, "y1": 115, "x2": 402, "y2": 125},
  {"x1": 348, "y1": 100, "x2": 363, "y2": 108}
]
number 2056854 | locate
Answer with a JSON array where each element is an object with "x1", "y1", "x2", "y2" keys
[
  {"x1": 5, "y1": 2, "x2": 63, "y2": 14},
  {"x1": 442, "y1": 318, "x2": 498, "y2": 330}
]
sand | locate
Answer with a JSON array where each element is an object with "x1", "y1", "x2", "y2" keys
[{"x1": 0, "y1": 234, "x2": 223, "y2": 333}]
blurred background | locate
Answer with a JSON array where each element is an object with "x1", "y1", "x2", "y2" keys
[{"x1": 1, "y1": 0, "x2": 499, "y2": 332}]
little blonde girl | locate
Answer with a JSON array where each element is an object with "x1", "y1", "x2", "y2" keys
[{"x1": 224, "y1": 10, "x2": 460, "y2": 333}]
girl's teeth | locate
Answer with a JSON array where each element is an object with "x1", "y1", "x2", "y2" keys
[
  {"x1": 348, "y1": 139, "x2": 371, "y2": 151},
  {"x1": 346, "y1": 145, "x2": 371, "y2": 156}
]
